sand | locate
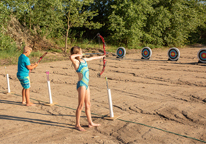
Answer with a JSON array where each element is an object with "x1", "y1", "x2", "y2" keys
[{"x1": 0, "y1": 47, "x2": 206, "y2": 144}]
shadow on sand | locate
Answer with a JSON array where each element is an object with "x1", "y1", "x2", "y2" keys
[{"x1": 0, "y1": 114, "x2": 75, "y2": 129}]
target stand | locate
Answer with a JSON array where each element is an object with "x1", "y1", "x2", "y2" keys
[
  {"x1": 116, "y1": 47, "x2": 126, "y2": 59},
  {"x1": 141, "y1": 47, "x2": 152, "y2": 60},
  {"x1": 168, "y1": 47, "x2": 180, "y2": 61},
  {"x1": 197, "y1": 48, "x2": 206, "y2": 63}
]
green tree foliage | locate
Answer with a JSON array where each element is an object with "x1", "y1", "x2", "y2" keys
[
  {"x1": 145, "y1": 0, "x2": 206, "y2": 46},
  {"x1": 0, "y1": 1, "x2": 10, "y2": 25},
  {"x1": 108, "y1": 0, "x2": 206, "y2": 47},
  {"x1": 0, "y1": 1, "x2": 17, "y2": 53},
  {"x1": 29, "y1": 0, "x2": 64, "y2": 38},
  {"x1": 58, "y1": 0, "x2": 102, "y2": 52},
  {"x1": 0, "y1": 32, "x2": 17, "y2": 52},
  {"x1": 2, "y1": 0, "x2": 64, "y2": 38},
  {"x1": 0, "y1": 0, "x2": 206, "y2": 51},
  {"x1": 188, "y1": 0, "x2": 206, "y2": 44},
  {"x1": 108, "y1": 0, "x2": 153, "y2": 48},
  {"x1": 88, "y1": 0, "x2": 114, "y2": 36}
]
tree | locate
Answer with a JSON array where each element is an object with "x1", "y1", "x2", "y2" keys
[
  {"x1": 2, "y1": 0, "x2": 64, "y2": 38},
  {"x1": 108, "y1": 0, "x2": 153, "y2": 48},
  {"x1": 30, "y1": 0, "x2": 64, "y2": 38},
  {"x1": 87, "y1": 0, "x2": 114, "y2": 37},
  {"x1": 59, "y1": 0, "x2": 102, "y2": 52},
  {"x1": 0, "y1": 1, "x2": 10, "y2": 27},
  {"x1": 108, "y1": 0, "x2": 206, "y2": 47},
  {"x1": 146, "y1": 0, "x2": 206, "y2": 46},
  {"x1": 0, "y1": 1, "x2": 17, "y2": 52}
]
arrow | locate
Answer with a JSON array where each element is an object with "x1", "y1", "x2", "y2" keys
[{"x1": 83, "y1": 52, "x2": 109, "y2": 55}]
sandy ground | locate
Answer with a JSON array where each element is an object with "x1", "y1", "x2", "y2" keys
[{"x1": 0, "y1": 47, "x2": 206, "y2": 144}]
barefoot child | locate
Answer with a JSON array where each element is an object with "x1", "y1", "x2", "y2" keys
[
  {"x1": 17, "y1": 46, "x2": 39, "y2": 106},
  {"x1": 70, "y1": 46, "x2": 104, "y2": 131}
]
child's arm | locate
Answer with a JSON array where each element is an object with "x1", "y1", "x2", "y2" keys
[
  {"x1": 69, "y1": 54, "x2": 82, "y2": 64},
  {"x1": 26, "y1": 62, "x2": 39, "y2": 70},
  {"x1": 69, "y1": 54, "x2": 82, "y2": 70},
  {"x1": 84, "y1": 55, "x2": 105, "y2": 62}
]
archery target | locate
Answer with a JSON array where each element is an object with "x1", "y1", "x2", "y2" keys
[
  {"x1": 168, "y1": 47, "x2": 180, "y2": 61},
  {"x1": 197, "y1": 48, "x2": 206, "y2": 63},
  {"x1": 141, "y1": 47, "x2": 152, "y2": 59},
  {"x1": 116, "y1": 47, "x2": 126, "y2": 58}
]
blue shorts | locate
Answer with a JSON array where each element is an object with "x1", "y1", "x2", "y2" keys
[
  {"x1": 77, "y1": 80, "x2": 88, "y2": 90},
  {"x1": 17, "y1": 75, "x2": 30, "y2": 89}
]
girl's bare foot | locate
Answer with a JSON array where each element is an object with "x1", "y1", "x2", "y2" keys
[
  {"x1": 26, "y1": 103, "x2": 36, "y2": 106},
  {"x1": 22, "y1": 102, "x2": 26, "y2": 105},
  {"x1": 88, "y1": 122, "x2": 101, "y2": 128},
  {"x1": 75, "y1": 126, "x2": 86, "y2": 131}
]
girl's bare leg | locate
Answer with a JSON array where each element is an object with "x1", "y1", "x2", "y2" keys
[
  {"x1": 76, "y1": 86, "x2": 86, "y2": 131},
  {"x1": 85, "y1": 87, "x2": 100, "y2": 128},
  {"x1": 22, "y1": 88, "x2": 26, "y2": 104}
]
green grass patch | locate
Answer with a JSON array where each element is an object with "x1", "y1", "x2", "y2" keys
[
  {"x1": 0, "y1": 50, "x2": 22, "y2": 59},
  {"x1": 48, "y1": 48, "x2": 62, "y2": 53},
  {"x1": 29, "y1": 51, "x2": 43, "y2": 58}
]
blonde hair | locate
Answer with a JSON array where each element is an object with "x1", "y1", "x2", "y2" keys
[{"x1": 23, "y1": 46, "x2": 32, "y2": 53}]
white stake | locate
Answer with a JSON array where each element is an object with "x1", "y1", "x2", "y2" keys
[
  {"x1": 47, "y1": 80, "x2": 53, "y2": 104},
  {"x1": 107, "y1": 88, "x2": 114, "y2": 117},
  {"x1": 104, "y1": 77, "x2": 119, "y2": 120},
  {"x1": 44, "y1": 71, "x2": 56, "y2": 106},
  {"x1": 6, "y1": 74, "x2": 11, "y2": 93}
]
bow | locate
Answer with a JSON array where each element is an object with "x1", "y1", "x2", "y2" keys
[
  {"x1": 97, "y1": 33, "x2": 106, "y2": 77},
  {"x1": 30, "y1": 52, "x2": 48, "y2": 74},
  {"x1": 37, "y1": 52, "x2": 48, "y2": 63}
]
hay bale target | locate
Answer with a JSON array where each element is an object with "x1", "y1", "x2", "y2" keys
[
  {"x1": 197, "y1": 48, "x2": 206, "y2": 63},
  {"x1": 141, "y1": 47, "x2": 152, "y2": 59},
  {"x1": 168, "y1": 47, "x2": 180, "y2": 61},
  {"x1": 116, "y1": 47, "x2": 126, "y2": 58}
]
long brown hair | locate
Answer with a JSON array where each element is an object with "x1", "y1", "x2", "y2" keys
[{"x1": 70, "y1": 46, "x2": 81, "y2": 61}]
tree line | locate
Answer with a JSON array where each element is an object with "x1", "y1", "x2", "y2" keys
[{"x1": 0, "y1": 0, "x2": 206, "y2": 52}]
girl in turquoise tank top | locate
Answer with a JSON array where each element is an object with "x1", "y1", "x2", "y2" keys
[{"x1": 70, "y1": 46, "x2": 105, "y2": 131}]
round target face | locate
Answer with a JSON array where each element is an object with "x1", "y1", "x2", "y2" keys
[
  {"x1": 168, "y1": 47, "x2": 180, "y2": 61},
  {"x1": 197, "y1": 48, "x2": 206, "y2": 63},
  {"x1": 141, "y1": 47, "x2": 152, "y2": 59},
  {"x1": 116, "y1": 47, "x2": 126, "y2": 58}
]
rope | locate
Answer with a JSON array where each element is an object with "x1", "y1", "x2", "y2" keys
[
  {"x1": 116, "y1": 118, "x2": 206, "y2": 143},
  {"x1": 1, "y1": 91, "x2": 206, "y2": 143}
]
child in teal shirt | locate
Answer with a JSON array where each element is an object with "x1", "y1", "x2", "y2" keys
[{"x1": 17, "y1": 46, "x2": 38, "y2": 106}]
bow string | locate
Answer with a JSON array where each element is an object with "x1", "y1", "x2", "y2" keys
[{"x1": 97, "y1": 33, "x2": 106, "y2": 77}]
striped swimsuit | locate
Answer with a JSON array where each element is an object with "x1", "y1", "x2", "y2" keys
[{"x1": 76, "y1": 59, "x2": 89, "y2": 90}]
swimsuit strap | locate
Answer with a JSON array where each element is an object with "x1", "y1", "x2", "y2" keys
[
  {"x1": 80, "y1": 58, "x2": 86, "y2": 63},
  {"x1": 82, "y1": 58, "x2": 86, "y2": 63}
]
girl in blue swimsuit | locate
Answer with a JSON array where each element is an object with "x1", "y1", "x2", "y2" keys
[{"x1": 70, "y1": 46, "x2": 105, "y2": 131}]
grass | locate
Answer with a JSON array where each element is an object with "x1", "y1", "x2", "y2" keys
[
  {"x1": 0, "y1": 36, "x2": 166, "y2": 66},
  {"x1": 0, "y1": 41, "x2": 126, "y2": 65},
  {"x1": 48, "y1": 48, "x2": 63, "y2": 53},
  {"x1": 0, "y1": 49, "x2": 70, "y2": 66},
  {"x1": 0, "y1": 50, "x2": 22, "y2": 59},
  {"x1": 29, "y1": 51, "x2": 43, "y2": 58}
]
